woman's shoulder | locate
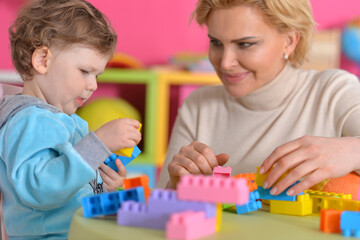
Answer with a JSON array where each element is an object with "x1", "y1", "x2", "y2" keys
[
  {"x1": 304, "y1": 68, "x2": 358, "y2": 84},
  {"x1": 298, "y1": 68, "x2": 359, "y2": 91},
  {"x1": 184, "y1": 85, "x2": 227, "y2": 102}
]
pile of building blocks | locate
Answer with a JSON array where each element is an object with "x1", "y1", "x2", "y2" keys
[
  {"x1": 81, "y1": 167, "x2": 251, "y2": 240},
  {"x1": 116, "y1": 175, "x2": 250, "y2": 239},
  {"x1": 81, "y1": 163, "x2": 360, "y2": 239}
]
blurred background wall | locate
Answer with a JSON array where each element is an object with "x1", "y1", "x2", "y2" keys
[{"x1": 1, "y1": 0, "x2": 360, "y2": 69}]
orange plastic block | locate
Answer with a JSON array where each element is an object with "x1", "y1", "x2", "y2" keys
[
  {"x1": 270, "y1": 194, "x2": 313, "y2": 216},
  {"x1": 234, "y1": 173, "x2": 258, "y2": 191},
  {"x1": 320, "y1": 209, "x2": 343, "y2": 233},
  {"x1": 123, "y1": 175, "x2": 151, "y2": 200}
]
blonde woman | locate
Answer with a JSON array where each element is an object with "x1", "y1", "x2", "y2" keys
[{"x1": 157, "y1": 0, "x2": 360, "y2": 199}]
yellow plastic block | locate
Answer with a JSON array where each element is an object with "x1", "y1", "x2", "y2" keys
[
  {"x1": 216, "y1": 203, "x2": 222, "y2": 232},
  {"x1": 254, "y1": 166, "x2": 290, "y2": 187},
  {"x1": 115, "y1": 123, "x2": 142, "y2": 157},
  {"x1": 304, "y1": 189, "x2": 352, "y2": 200},
  {"x1": 311, "y1": 196, "x2": 360, "y2": 214},
  {"x1": 270, "y1": 194, "x2": 313, "y2": 216}
]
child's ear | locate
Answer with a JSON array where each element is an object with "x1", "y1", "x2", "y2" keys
[{"x1": 32, "y1": 46, "x2": 52, "y2": 74}]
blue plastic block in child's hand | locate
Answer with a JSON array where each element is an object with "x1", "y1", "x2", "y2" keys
[{"x1": 104, "y1": 146, "x2": 141, "y2": 172}]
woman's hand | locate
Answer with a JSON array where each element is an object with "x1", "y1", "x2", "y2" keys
[
  {"x1": 167, "y1": 141, "x2": 229, "y2": 189},
  {"x1": 259, "y1": 136, "x2": 360, "y2": 196},
  {"x1": 99, "y1": 159, "x2": 127, "y2": 192}
]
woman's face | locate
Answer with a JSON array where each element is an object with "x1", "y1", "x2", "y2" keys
[{"x1": 207, "y1": 5, "x2": 292, "y2": 98}]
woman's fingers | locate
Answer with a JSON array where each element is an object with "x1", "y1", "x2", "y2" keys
[{"x1": 260, "y1": 137, "x2": 303, "y2": 175}]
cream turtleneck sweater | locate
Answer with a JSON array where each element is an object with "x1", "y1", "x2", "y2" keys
[{"x1": 157, "y1": 64, "x2": 360, "y2": 188}]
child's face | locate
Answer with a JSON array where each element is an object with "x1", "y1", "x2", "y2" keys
[{"x1": 41, "y1": 44, "x2": 109, "y2": 115}]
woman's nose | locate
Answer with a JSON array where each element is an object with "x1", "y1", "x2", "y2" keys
[{"x1": 221, "y1": 48, "x2": 238, "y2": 70}]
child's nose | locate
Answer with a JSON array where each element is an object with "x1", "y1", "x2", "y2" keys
[{"x1": 87, "y1": 77, "x2": 98, "y2": 92}]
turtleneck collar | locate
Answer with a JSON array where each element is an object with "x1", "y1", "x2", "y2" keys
[{"x1": 234, "y1": 63, "x2": 299, "y2": 111}]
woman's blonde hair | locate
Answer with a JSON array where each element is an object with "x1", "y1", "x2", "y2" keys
[
  {"x1": 192, "y1": 0, "x2": 315, "y2": 67},
  {"x1": 9, "y1": 0, "x2": 117, "y2": 80}
]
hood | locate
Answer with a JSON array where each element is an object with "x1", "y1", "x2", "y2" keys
[{"x1": 0, "y1": 95, "x2": 61, "y2": 129}]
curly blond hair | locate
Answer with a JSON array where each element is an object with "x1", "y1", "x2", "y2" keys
[
  {"x1": 192, "y1": 0, "x2": 315, "y2": 68},
  {"x1": 9, "y1": 0, "x2": 117, "y2": 80}
]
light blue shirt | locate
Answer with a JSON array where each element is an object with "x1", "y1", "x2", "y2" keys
[{"x1": 0, "y1": 95, "x2": 111, "y2": 239}]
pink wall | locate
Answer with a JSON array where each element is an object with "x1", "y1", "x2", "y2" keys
[{"x1": 1, "y1": 0, "x2": 360, "y2": 70}]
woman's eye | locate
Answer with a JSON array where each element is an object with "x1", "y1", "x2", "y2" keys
[
  {"x1": 238, "y1": 42, "x2": 256, "y2": 48},
  {"x1": 210, "y1": 39, "x2": 222, "y2": 47}
]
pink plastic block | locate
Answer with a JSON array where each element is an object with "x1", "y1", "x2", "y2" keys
[
  {"x1": 166, "y1": 211, "x2": 216, "y2": 240},
  {"x1": 212, "y1": 166, "x2": 231, "y2": 178},
  {"x1": 177, "y1": 175, "x2": 249, "y2": 205}
]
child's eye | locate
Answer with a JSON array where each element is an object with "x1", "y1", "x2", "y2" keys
[
  {"x1": 80, "y1": 69, "x2": 89, "y2": 74},
  {"x1": 210, "y1": 39, "x2": 222, "y2": 47}
]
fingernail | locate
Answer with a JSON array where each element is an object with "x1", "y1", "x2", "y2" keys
[
  {"x1": 259, "y1": 167, "x2": 264, "y2": 174},
  {"x1": 270, "y1": 187, "x2": 277, "y2": 195},
  {"x1": 287, "y1": 189, "x2": 294, "y2": 196},
  {"x1": 263, "y1": 181, "x2": 268, "y2": 189}
]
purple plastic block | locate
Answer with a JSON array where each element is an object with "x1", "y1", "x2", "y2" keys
[
  {"x1": 148, "y1": 189, "x2": 217, "y2": 218},
  {"x1": 117, "y1": 201, "x2": 170, "y2": 229}
]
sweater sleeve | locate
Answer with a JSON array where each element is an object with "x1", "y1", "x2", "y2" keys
[
  {"x1": 325, "y1": 70, "x2": 360, "y2": 175},
  {"x1": 4, "y1": 109, "x2": 100, "y2": 210},
  {"x1": 324, "y1": 70, "x2": 360, "y2": 137},
  {"x1": 156, "y1": 90, "x2": 200, "y2": 188}
]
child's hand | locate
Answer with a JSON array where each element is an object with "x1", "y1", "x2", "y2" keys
[
  {"x1": 259, "y1": 136, "x2": 360, "y2": 196},
  {"x1": 95, "y1": 118, "x2": 141, "y2": 152},
  {"x1": 99, "y1": 159, "x2": 126, "y2": 192}
]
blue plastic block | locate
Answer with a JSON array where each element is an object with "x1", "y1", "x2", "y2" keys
[
  {"x1": 82, "y1": 186, "x2": 145, "y2": 218},
  {"x1": 235, "y1": 190, "x2": 262, "y2": 214},
  {"x1": 250, "y1": 191, "x2": 260, "y2": 202},
  {"x1": 340, "y1": 211, "x2": 360, "y2": 238},
  {"x1": 236, "y1": 201, "x2": 262, "y2": 214},
  {"x1": 119, "y1": 186, "x2": 146, "y2": 204},
  {"x1": 104, "y1": 146, "x2": 141, "y2": 172},
  {"x1": 99, "y1": 191, "x2": 121, "y2": 215},
  {"x1": 257, "y1": 182, "x2": 303, "y2": 201},
  {"x1": 82, "y1": 195, "x2": 102, "y2": 218}
]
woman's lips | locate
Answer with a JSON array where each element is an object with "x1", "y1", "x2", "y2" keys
[{"x1": 223, "y1": 72, "x2": 250, "y2": 84}]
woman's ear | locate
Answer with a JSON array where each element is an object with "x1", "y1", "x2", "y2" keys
[
  {"x1": 32, "y1": 46, "x2": 52, "y2": 74},
  {"x1": 284, "y1": 31, "x2": 300, "y2": 56}
]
